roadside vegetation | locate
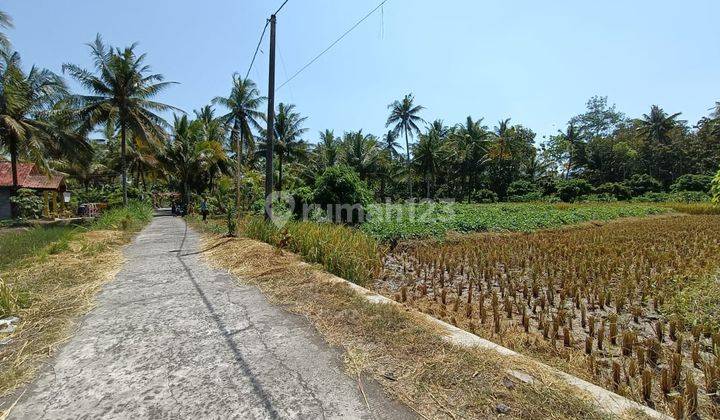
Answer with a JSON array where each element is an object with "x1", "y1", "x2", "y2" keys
[
  {"x1": 0, "y1": 202, "x2": 152, "y2": 397},
  {"x1": 198, "y1": 232, "x2": 608, "y2": 419}
]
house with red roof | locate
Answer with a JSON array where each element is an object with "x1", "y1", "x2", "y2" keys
[{"x1": 0, "y1": 162, "x2": 67, "y2": 219}]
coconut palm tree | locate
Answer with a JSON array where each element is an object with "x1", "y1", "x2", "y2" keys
[
  {"x1": 382, "y1": 130, "x2": 402, "y2": 159},
  {"x1": 413, "y1": 128, "x2": 445, "y2": 198},
  {"x1": 258, "y1": 103, "x2": 307, "y2": 191},
  {"x1": 318, "y1": 129, "x2": 339, "y2": 167},
  {"x1": 0, "y1": 51, "x2": 90, "y2": 204},
  {"x1": 386, "y1": 93, "x2": 425, "y2": 197},
  {"x1": 0, "y1": 10, "x2": 13, "y2": 51},
  {"x1": 448, "y1": 116, "x2": 488, "y2": 200},
  {"x1": 636, "y1": 105, "x2": 682, "y2": 145},
  {"x1": 63, "y1": 35, "x2": 178, "y2": 206},
  {"x1": 341, "y1": 130, "x2": 380, "y2": 181},
  {"x1": 213, "y1": 75, "x2": 265, "y2": 206},
  {"x1": 554, "y1": 123, "x2": 583, "y2": 179}
]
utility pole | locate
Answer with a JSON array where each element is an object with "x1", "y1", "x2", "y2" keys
[{"x1": 264, "y1": 14, "x2": 277, "y2": 221}]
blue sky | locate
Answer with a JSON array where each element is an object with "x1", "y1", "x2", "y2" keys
[{"x1": 5, "y1": 0, "x2": 719, "y2": 145}]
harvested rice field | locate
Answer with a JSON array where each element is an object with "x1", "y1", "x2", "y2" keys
[{"x1": 377, "y1": 214, "x2": 720, "y2": 418}]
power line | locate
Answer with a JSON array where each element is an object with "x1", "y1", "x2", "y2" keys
[
  {"x1": 245, "y1": 19, "x2": 269, "y2": 80},
  {"x1": 276, "y1": 0, "x2": 390, "y2": 91},
  {"x1": 274, "y1": 0, "x2": 290, "y2": 15}
]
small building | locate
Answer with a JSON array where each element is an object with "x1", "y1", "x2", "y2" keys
[{"x1": 0, "y1": 162, "x2": 67, "y2": 219}]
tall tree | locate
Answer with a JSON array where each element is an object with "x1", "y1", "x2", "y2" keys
[
  {"x1": 413, "y1": 125, "x2": 445, "y2": 198},
  {"x1": 341, "y1": 130, "x2": 380, "y2": 181},
  {"x1": 0, "y1": 10, "x2": 13, "y2": 51},
  {"x1": 636, "y1": 105, "x2": 682, "y2": 145},
  {"x1": 0, "y1": 51, "x2": 90, "y2": 208},
  {"x1": 448, "y1": 116, "x2": 488, "y2": 200},
  {"x1": 63, "y1": 35, "x2": 177, "y2": 205},
  {"x1": 259, "y1": 103, "x2": 307, "y2": 191},
  {"x1": 386, "y1": 93, "x2": 426, "y2": 197},
  {"x1": 212, "y1": 75, "x2": 265, "y2": 208},
  {"x1": 569, "y1": 96, "x2": 625, "y2": 139},
  {"x1": 382, "y1": 130, "x2": 402, "y2": 159}
]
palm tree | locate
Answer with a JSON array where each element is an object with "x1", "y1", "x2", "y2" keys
[
  {"x1": 0, "y1": 51, "x2": 90, "y2": 211},
  {"x1": 448, "y1": 116, "x2": 488, "y2": 200},
  {"x1": 160, "y1": 115, "x2": 228, "y2": 205},
  {"x1": 382, "y1": 130, "x2": 402, "y2": 159},
  {"x1": 259, "y1": 103, "x2": 307, "y2": 191},
  {"x1": 318, "y1": 129, "x2": 339, "y2": 167},
  {"x1": 555, "y1": 123, "x2": 583, "y2": 179},
  {"x1": 711, "y1": 102, "x2": 720, "y2": 137},
  {"x1": 341, "y1": 130, "x2": 380, "y2": 181},
  {"x1": 212, "y1": 75, "x2": 265, "y2": 207},
  {"x1": 636, "y1": 105, "x2": 682, "y2": 145},
  {"x1": 413, "y1": 128, "x2": 445, "y2": 198},
  {"x1": 386, "y1": 93, "x2": 426, "y2": 197},
  {"x1": 0, "y1": 10, "x2": 13, "y2": 51},
  {"x1": 63, "y1": 35, "x2": 178, "y2": 206}
]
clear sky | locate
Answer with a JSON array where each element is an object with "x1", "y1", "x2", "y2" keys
[{"x1": 5, "y1": 0, "x2": 719, "y2": 145}]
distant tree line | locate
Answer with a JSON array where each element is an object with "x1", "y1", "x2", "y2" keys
[{"x1": 1, "y1": 9, "x2": 719, "y2": 217}]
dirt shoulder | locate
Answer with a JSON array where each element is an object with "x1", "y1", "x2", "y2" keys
[{"x1": 197, "y1": 230, "x2": 611, "y2": 419}]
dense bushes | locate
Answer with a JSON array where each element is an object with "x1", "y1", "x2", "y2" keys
[
  {"x1": 555, "y1": 179, "x2": 592, "y2": 202},
  {"x1": 595, "y1": 182, "x2": 632, "y2": 200},
  {"x1": 469, "y1": 188, "x2": 498, "y2": 203},
  {"x1": 10, "y1": 188, "x2": 44, "y2": 219},
  {"x1": 670, "y1": 174, "x2": 714, "y2": 193},
  {"x1": 625, "y1": 174, "x2": 662, "y2": 196},
  {"x1": 506, "y1": 180, "x2": 538, "y2": 197},
  {"x1": 312, "y1": 165, "x2": 372, "y2": 223}
]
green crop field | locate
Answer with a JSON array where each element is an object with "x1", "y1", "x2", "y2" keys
[{"x1": 361, "y1": 202, "x2": 669, "y2": 241}]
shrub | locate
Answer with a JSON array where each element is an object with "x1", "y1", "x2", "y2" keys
[
  {"x1": 710, "y1": 170, "x2": 720, "y2": 203},
  {"x1": 632, "y1": 192, "x2": 670, "y2": 203},
  {"x1": 469, "y1": 188, "x2": 498, "y2": 203},
  {"x1": 10, "y1": 188, "x2": 44, "y2": 219},
  {"x1": 507, "y1": 191, "x2": 544, "y2": 202},
  {"x1": 669, "y1": 191, "x2": 710, "y2": 203},
  {"x1": 312, "y1": 165, "x2": 372, "y2": 223},
  {"x1": 595, "y1": 182, "x2": 632, "y2": 200},
  {"x1": 578, "y1": 193, "x2": 617, "y2": 203},
  {"x1": 507, "y1": 180, "x2": 538, "y2": 197},
  {"x1": 624, "y1": 174, "x2": 662, "y2": 196},
  {"x1": 670, "y1": 174, "x2": 714, "y2": 193},
  {"x1": 91, "y1": 200, "x2": 153, "y2": 231},
  {"x1": 555, "y1": 179, "x2": 593, "y2": 202}
]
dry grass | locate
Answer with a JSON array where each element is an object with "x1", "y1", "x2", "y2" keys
[
  {"x1": 198, "y1": 232, "x2": 610, "y2": 419},
  {"x1": 0, "y1": 229, "x2": 131, "y2": 402}
]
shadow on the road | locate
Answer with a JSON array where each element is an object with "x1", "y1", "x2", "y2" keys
[
  {"x1": 174, "y1": 221, "x2": 280, "y2": 419},
  {"x1": 177, "y1": 238, "x2": 233, "y2": 257}
]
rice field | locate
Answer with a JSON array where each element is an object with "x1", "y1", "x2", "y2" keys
[{"x1": 377, "y1": 214, "x2": 720, "y2": 418}]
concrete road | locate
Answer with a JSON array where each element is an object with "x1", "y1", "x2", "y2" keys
[{"x1": 9, "y1": 213, "x2": 412, "y2": 419}]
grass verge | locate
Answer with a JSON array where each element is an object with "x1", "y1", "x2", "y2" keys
[
  {"x1": 0, "y1": 201, "x2": 153, "y2": 402},
  {"x1": 197, "y1": 230, "x2": 609, "y2": 419}
]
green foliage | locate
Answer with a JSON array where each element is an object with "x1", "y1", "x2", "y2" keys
[
  {"x1": 226, "y1": 204, "x2": 237, "y2": 236},
  {"x1": 662, "y1": 274, "x2": 720, "y2": 331},
  {"x1": 361, "y1": 202, "x2": 667, "y2": 241},
  {"x1": 0, "y1": 226, "x2": 75, "y2": 269},
  {"x1": 555, "y1": 178, "x2": 593, "y2": 202},
  {"x1": 670, "y1": 174, "x2": 713, "y2": 193},
  {"x1": 507, "y1": 191, "x2": 544, "y2": 202},
  {"x1": 469, "y1": 188, "x2": 498, "y2": 203},
  {"x1": 91, "y1": 201, "x2": 153, "y2": 231},
  {"x1": 312, "y1": 165, "x2": 372, "y2": 223},
  {"x1": 624, "y1": 174, "x2": 662, "y2": 196},
  {"x1": 577, "y1": 193, "x2": 617, "y2": 203},
  {"x1": 595, "y1": 182, "x2": 632, "y2": 200},
  {"x1": 506, "y1": 180, "x2": 538, "y2": 197},
  {"x1": 713, "y1": 170, "x2": 720, "y2": 204},
  {"x1": 632, "y1": 191, "x2": 710, "y2": 203},
  {"x1": 10, "y1": 188, "x2": 43, "y2": 219}
]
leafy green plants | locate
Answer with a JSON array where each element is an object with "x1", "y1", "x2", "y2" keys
[{"x1": 9, "y1": 188, "x2": 43, "y2": 219}]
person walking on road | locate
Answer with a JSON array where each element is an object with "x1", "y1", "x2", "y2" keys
[{"x1": 200, "y1": 197, "x2": 209, "y2": 222}]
